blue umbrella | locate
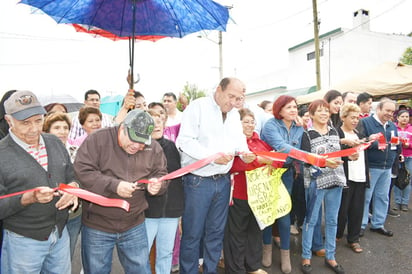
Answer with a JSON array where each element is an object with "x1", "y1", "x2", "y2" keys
[{"x1": 19, "y1": 0, "x2": 230, "y2": 88}]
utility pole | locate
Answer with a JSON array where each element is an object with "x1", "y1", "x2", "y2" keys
[
  {"x1": 218, "y1": 31, "x2": 223, "y2": 80},
  {"x1": 312, "y1": 0, "x2": 321, "y2": 90}
]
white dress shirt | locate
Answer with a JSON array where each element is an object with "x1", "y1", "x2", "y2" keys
[{"x1": 176, "y1": 94, "x2": 249, "y2": 176}]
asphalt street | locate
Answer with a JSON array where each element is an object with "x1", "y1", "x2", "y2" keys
[{"x1": 72, "y1": 199, "x2": 412, "y2": 274}]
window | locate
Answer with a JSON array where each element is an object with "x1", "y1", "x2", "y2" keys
[{"x1": 307, "y1": 48, "x2": 323, "y2": 61}]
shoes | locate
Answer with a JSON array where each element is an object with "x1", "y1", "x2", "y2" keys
[
  {"x1": 290, "y1": 225, "x2": 299, "y2": 235},
  {"x1": 248, "y1": 269, "x2": 268, "y2": 274},
  {"x1": 171, "y1": 264, "x2": 179, "y2": 273},
  {"x1": 401, "y1": 204, "x2": 409, "y2": 212},
  {"x1": 387, "y1": 209, "x2": 400, "y2": 217},
  {"x1": 393, "y1": 203, "x2": 401, "y2": 211},
  {"x1": 262, "y1": 244, "x2": 272, "y2": 267},
  {"x1": 325, "y1": 259, "x2": 345, "y2": 274},
  {"x1": 312, "y1": 248, "x2": 325, "y2": 257},
  {"x1": 347, "y1": 242, "x2": 363, "y2": 253},
  {"x1": 301, "y1": 259, "x2": 312, "y2": 274},
  {"x1": 359, "y1": 228, "x2": 365, "y2": 237},
  {"x1": 370, "y1": 227, "x2": 393, "y2": 237},
  {"x1": 280, "y1": 249, "x2": 291, "y2": 273}
]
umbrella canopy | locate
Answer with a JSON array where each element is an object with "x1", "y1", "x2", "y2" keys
[
  {"x1": 38, "y1": 93, "x2": 83, "y2": 112},
  {"x1": 20, "y1": 0, "x2": 229, "y2": 38},
  {"x1": 19, "y1": 0, "x2": 230, "y2": 89}
]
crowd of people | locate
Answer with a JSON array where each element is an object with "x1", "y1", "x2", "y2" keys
[{"x1": 0, "y1": 78, "x2": 411, "y2": 274}]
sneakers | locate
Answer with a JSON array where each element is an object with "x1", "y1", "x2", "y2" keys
[
  {"x1": 401, "y1": 204, "x2": 409, "y2": 212},
  {"x1": 387, "y1": 209, "x2": 400, "y2": 217}
]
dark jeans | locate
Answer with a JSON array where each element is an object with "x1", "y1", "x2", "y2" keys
[
  {"x1": 180, "y1": 173, "x2": 230, "y2": 274},
  {"x1": 223, "y1": 198, "x2": 262, "y2": 274},
  {"x1": 337, "y1": 181, "x2": 366, "y2": 243}
]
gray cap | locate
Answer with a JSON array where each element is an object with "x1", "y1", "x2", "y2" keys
[
  {"x1": 123, "y1": 109, "x2": 154, "y2": 145},
  {"x1": 4, "y1": 90, "x2": 46, "y2": 120}
]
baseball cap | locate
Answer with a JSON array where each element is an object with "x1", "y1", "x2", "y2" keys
[
  {"x1": 123, "y1": 109, "x2": 154, "y2": 145},
  {"x1": 4, "y1": 90, "x2": 46, "y2": 120}
]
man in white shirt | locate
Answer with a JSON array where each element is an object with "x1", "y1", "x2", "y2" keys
[
  {"x1": 176, "y1": 77, "x2": 255, "y2": 274},
  {"x1": 68, "y1": 90, "x2": 113, "y2": 140},
  {"x1": 163, "y1": 92, "x2": 182, "y2": 127}
]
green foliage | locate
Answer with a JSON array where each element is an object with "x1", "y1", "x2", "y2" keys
[
  {"x1": 177, "y1": 82, "x2": 208, "y2": 111},
  {"x1": 400, "y1": 47, "x2": 412, "y2": 65}
]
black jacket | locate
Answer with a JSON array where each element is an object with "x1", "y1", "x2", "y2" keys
[{"x1": 145, "y1": 137, "x2": 184, "y2": 218}]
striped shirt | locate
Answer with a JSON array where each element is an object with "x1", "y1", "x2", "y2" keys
[{"x1": 8, "y1": 130, "x2": 48, "y2": 171}]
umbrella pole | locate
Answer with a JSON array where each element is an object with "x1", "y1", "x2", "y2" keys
[{"x1": 129, "y1": 0, "x2": 137, "y2": 91}]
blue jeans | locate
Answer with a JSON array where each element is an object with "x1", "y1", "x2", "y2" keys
[
  {"x1": 302, "y1": 186, "x2": 342, "y2": 260},
  {"x1": 394, "y1": 157, "x2": 412, "y2": 205},
  {"x1": 262, "y1": 168, "x2": 293, "y2": 250},
  {"x1": 81, "y1": 222, "x2": 149, "y2": 274},
  {"x1": 67, "y1": 214, "x2": 82, "y2": 260},
  {"x1": 145, "y1": 217, "x2": 179, "y2": 274},
  {"x1": 180, "y1": 173, "x2": 230, "y2": 274},
  {"x1": 362, "y1": 168, "x2": 391, "y2": 229},
  {"x1": 1, "y1": 227, "x2": 71, "y2": 274}
]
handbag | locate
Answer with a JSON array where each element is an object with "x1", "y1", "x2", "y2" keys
[{"x1": 395, "y1": 162, "x2": 411, "y2": 190}]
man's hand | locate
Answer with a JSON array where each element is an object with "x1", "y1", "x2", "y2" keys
[
  {"x1": 214, "y1": 154, "x2": 234, "y2": 165},
  {"x1": 21, "y1": 186, "x2": 55, "y2": 206},
  {"x1": 55, "y1": 189, "x2": 78, "y2": 211},
  {"x1": 117, "y1": 181, "x2": 137, "y2": 198},
  {"x1": 147, "y1": 178, "x2": 162, "y2": 195}
]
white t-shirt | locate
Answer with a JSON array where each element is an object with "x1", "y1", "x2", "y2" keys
[{"x1": 345, "y1": 131, "x2": 366, "y2": 182}]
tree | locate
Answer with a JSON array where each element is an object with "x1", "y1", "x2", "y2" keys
[
  {"x1": 177, "y1": 82, "x2": 207, "y2": 111},
  {"x1": 400, "y1": 47, "x2": 412, "y2": 65}
]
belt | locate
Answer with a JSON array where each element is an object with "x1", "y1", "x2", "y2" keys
[{"x1": 190, "y1": 173, "x2": 228, "y2": 180}]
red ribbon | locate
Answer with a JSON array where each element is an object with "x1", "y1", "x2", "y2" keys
[
  {"x1": 0, "y1": 184, "x2": 130, "y2": 212},
  {"x1": 58, "y1": 184, "x2": 130, "y2": 212},
  {"x1": 138, "y1": 152, "x2": 224, "y2": 184},
  {"x1": 254, "y1": 151, "x2": 288, "y2": 162}
]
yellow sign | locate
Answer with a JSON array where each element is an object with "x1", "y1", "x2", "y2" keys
[{"x1": 246, "y1": 167, "x2": 291, "y2": 229}]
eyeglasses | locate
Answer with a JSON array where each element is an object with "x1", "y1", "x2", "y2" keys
[
  {"x1": 16, "y1": 95, "x2": 33, "y2": 105},
  {"x1": 228, "y1": 94, "x2": 245, "y2": 103}
]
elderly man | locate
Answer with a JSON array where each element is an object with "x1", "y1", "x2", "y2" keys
[
  {"x1": 69, "y1": 89, "x2": 113, "y2": 140},
  {"x1": 0, "y1": 90, "x2": 78, "y2": 273},
  {"x1": 359, "y1": 99, "x2": 400, "y2": 237},
  {"x1": 176, "y1": 77, "x2": 255, "y2": 274},
  {"x1": 74, "y1": 109, "x2": 168, "y2": 274}
]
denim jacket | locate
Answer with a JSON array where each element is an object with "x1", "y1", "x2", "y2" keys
[{"x1": 261, "y1": 117, "x2": 304, "y2": 165}]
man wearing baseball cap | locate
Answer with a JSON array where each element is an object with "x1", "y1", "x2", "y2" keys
[
  {"x1": 0, "y1": 90, "x2": 78, "y2": 273},
  {"x1": 74, "y1": 109, "x2": 168, "y2": 273}
]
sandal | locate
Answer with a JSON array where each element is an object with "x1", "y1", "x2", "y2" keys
[{"x1": 348, "y1": 242, "x2": 363, "y2": 253}]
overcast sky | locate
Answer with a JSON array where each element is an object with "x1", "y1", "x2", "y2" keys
[{"x1": 0, "y1": 0, "x2": 411, "y2": 103}]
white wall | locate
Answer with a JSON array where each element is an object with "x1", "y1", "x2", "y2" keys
[{"x1": 287, "y1": 28, "x2": 412, "y2": 91}]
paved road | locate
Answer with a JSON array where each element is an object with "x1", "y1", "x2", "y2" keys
[{"x1": 72, "y1": 200, "x2": 412, "y2": 274}]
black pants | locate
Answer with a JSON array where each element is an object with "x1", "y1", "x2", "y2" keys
[
  {"x1": 336, "y1": 181, "x2": 366, "y2": 243},
  {"x1": 223, "y1": 198, "x2": 262, "y2": 274},
  {"x1": 291, "y1": 173, "x2": 306, "y2": 227}
]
